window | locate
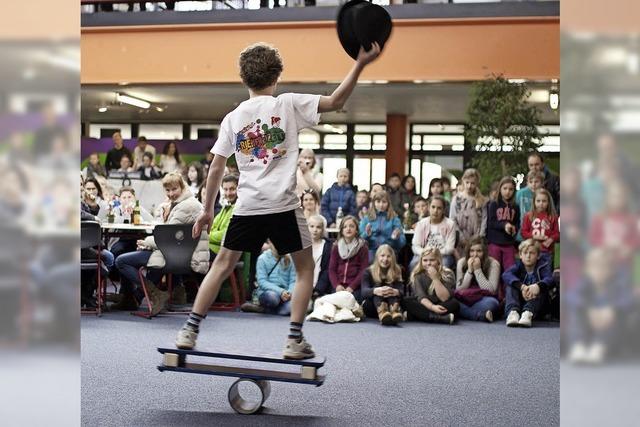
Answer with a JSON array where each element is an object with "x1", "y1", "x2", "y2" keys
[
  {"x1": 138, "y1": 124, "x2": 182, "y2": 140},
  {"x1": 299, "y1": 129, "x2": 320, "y2": 150},
  {"x1": 322, "y1": 158, "x2": 347, "y2": 192},
  {"x1": 190, "y1": 124, "x2": 219, "y2": 140},
  {"x1": 89, "y1": 124, "x2": 131, "y2": 139}
]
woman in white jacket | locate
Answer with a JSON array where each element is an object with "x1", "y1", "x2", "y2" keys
[
  {"x1": 114, "y1": 172, "x2": 209, "y2": 315},
  {"x1": 410, "y1": 195, "x2": 457, "y2": 270}
]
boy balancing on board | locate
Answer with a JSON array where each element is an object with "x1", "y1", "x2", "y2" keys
[{"x1": 175, "y1": 42, "x2": 381, "y2": 359}]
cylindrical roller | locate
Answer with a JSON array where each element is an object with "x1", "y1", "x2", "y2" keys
[{"x1": 228, "y1": 379, "x2": 270, "y2": 415}]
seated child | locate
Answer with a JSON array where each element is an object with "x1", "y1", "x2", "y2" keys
[
  {"x1": 455, "y1": 236, "x2": 501, "y2": 322},
  {"x1": 403, "y1": 247, "x2": 459, "y2": 324},
  {"x1": 359, "y1": 190, "x2": 406, "y2": 262},
  {"x1": 361, "y1": 244, "x2": 404, "y2": 325},
  {"x1": 137, "y1": 152, "x2": 161, "y2": 180},
  {"x1": 308, "y1": 215, "x2": 332, "y2": 299},
  {"x1": 502, "y1": 239, "x2": 553, "y2": 328},
  {"x1": 255, "y1": 240, "x2": 297, "y2": 316},
  {"x1": 328, "y1": 215, "x2": 369, "y2": 301}
]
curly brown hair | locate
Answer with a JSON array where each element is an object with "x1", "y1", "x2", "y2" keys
[{"x1": 238, "y1": 43, "x2": 283, "y2": 91}]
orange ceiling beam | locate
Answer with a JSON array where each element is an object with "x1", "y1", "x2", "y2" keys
[{"x1": 81, "y1": 16, "x2": 559, "y2": 84}]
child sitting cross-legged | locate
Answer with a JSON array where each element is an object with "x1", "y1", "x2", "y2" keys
[
  {"x1": 361, "y1": 244, "x2": 404, "y2": 325},
  {"x1": 403, "y1": 247, "x2": 459, "y2": 325},
  {"x1": 502, "y1": 239, "x2": 553, "y2": 328},
  {"x1": 254, "y1": 240, "x2": 297, "y2": 316}
]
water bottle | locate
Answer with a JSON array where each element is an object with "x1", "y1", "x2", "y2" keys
[{"x1": 336, "y1": 206, "x2": 344, "y2": 228}]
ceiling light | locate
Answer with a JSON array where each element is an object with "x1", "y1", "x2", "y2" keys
[
  {"x1": 98, "y1": 107, "x2": 107, "y2": 113},
  {"x1": 508, "y1": 78, "x2": 527, "y2": 84},
  {"x1": 529, "y1": 89, "x2": 550, "y2": 103},
  {"x1": 374, "y1": 80, "x2": 389, "y2": 84},
  {"x1": 155, "y1": 106, "x2": 164, "y2": 112},
  {"x1": 413, "y1": 80, "x2": 424, "y2": 84},
  {"x1": 549, "y1": 91, "x2": 559, "y2": 110},
  {"x1": 116, "y1": 93, "x2": 150, "y2": 109}
]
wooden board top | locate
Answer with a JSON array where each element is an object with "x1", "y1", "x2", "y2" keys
[{"x1": 157, "y1": 347, "x2": 326, "y2": 367}]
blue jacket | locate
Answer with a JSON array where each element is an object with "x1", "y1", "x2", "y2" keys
[
  {"x1": 255, "y1": 250, "x2": 297, "y2": 299},
  {"x1": 321, "y1": 182, "x2": 356, "y2": 225},
  {"x1": 359, "y1": 211, "x2": 406, "y2": 253},
  {"x1": 502, "y1": 257, "x2": 553, "y2": 291}
]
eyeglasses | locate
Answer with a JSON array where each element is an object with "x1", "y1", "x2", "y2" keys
[{"x1": 302, "y1": 189, "x2": 316, "y2": 194}]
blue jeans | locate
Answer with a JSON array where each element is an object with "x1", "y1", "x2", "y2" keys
[
  {"x1": 100, "y1": 250, "x2": 115, "y2": 271},
  {"x1": 258, "y1": 290, "x2": 291, "y2": 316},
  {"x1": 110, "y1": 239, "x2": 137, "y2": 258},
  {"x1": 115, "y1": 250, "x2": 162, "y2": 296},
  {"x1": 459, "y1": 296, "x2": 500, "y2": 321},
  {"x1": 504, "y1": 284, "x2": 544, "y2": 317}
]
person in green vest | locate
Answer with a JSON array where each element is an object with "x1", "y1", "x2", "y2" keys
[{"x1": 209, "y1": 174, "x2": 239, "y2": 259}]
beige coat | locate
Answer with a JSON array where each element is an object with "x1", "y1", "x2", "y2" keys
[{"x1": 143, "y1": 190, "x2": 210, "y2": 274}]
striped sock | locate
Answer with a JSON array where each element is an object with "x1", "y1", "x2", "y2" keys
[
  {"x1": 183, "y1": 312, "x2": 206, "y2": 333},
  {"x1": 288, "y1": 321, "x2": 303, "y2": 342}
]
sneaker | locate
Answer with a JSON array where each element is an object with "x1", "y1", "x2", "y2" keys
[
  {"x1": 518, "y1": 311, "x2": 533, "y2": 328},
  {"x1": 484, "y1": 310, "x2": 494, "y2": 323},
  {"x1": 585, "y1": 342, "x2": 606, "y2": 364},
  {"x1": 568, "y1": 342, "x2": 589, "y2": 364},
  {"x1": 447, "y1": 313, "x2": 455, "y2": 325},
  {"x1": 175, "y1": 328, "x2": 198, "y2": 350},
  {"x1": 283, "y1": 337, "x2": 315, "y2": 360},
  {"x1": 506, "y1": 310, "x2": 520, "y2": 327}
]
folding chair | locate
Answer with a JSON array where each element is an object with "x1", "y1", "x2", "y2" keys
[
  {"x1": 133, "y1": 224, "x2": 198, "y2": 319},
  {"x1": 81, "y1": 221, "x2": 105, "y2": 316}
]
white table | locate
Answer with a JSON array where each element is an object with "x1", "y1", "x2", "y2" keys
[
  {"x1": 326, "y1": 228, "x2": 414, "y2": 236},
  {"x1": 100, "y1": 223, "x2": 155, "y2": 232}
]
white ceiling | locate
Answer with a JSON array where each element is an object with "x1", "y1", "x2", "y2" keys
[{"x1": 81, "y1": 81, "x2": 560, "y2": 124}]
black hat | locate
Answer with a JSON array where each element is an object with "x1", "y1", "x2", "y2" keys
[{"x1": 337, "y1": 0, "x2": 392, "y2": 60}]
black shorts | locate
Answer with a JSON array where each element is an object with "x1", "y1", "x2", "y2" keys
[{"x1": 222, "y1": 208, "x2": 312, "y2": 255}]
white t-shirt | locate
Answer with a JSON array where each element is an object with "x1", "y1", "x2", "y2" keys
[
  {"x1": 426, "y1": 223, "x2": 445, "y2": 250},
  {"x1": 212, "y1": 93, "x2": 321, "y2": 215}
]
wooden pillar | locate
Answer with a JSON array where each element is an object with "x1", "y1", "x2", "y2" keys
[{"x1": 385, "y1": 114, "x2": 408, "y2": 180}]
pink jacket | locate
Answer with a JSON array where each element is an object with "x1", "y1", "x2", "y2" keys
[{"x1": 411, "y1": 216, "x2": 457, "y2": 257}]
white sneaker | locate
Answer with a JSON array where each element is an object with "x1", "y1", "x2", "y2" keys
[
  {"x1": 175, "y1": 328, "x2": 198, "y2": 350},
  {"x1": 448, "y1": 313, "x2": 455, "y2": 325},
  {"x1": 506, "y1": 310, "x2": 520, "y2": 327},
  {"x1": 283, "y1": 336, "x2": 315, "y2": 360},
  {"x1": 568, "y1": 342, "x2": 589, "y2": 364},
  {"x1": 519, "y1": 311, "x2": 533, "y2": 328},
  {"x1": 586, "y1": 343, "x2": 606, "y2": 364}
]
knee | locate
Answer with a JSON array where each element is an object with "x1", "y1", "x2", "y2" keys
[
  {"x1": 115, "y1": 255, "x2": 128, "y2": 270},
  {"x1": 260, "y1": 291, "x2": 281, "y2": 308}
]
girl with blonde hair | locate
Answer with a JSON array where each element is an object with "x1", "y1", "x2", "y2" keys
[
  {"x1": 361, "y1": 244, "x2": 404, "y2": 325},
  {"x1": 403, "y1": 247, "x2": 459, "y2": 324}
]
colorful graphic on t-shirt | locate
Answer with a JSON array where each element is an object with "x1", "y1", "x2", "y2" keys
[{"x1": 235, "y1": 117, "x2": 286, "y2": 165}]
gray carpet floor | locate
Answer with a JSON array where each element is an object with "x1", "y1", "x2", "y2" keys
[{"x1": 81, "y1": 311, "x2": 559, "y2": 426}]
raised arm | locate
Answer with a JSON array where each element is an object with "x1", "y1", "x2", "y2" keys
[{"x1": 318, "y1": 43, "x2": 381, "y2": 113}]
